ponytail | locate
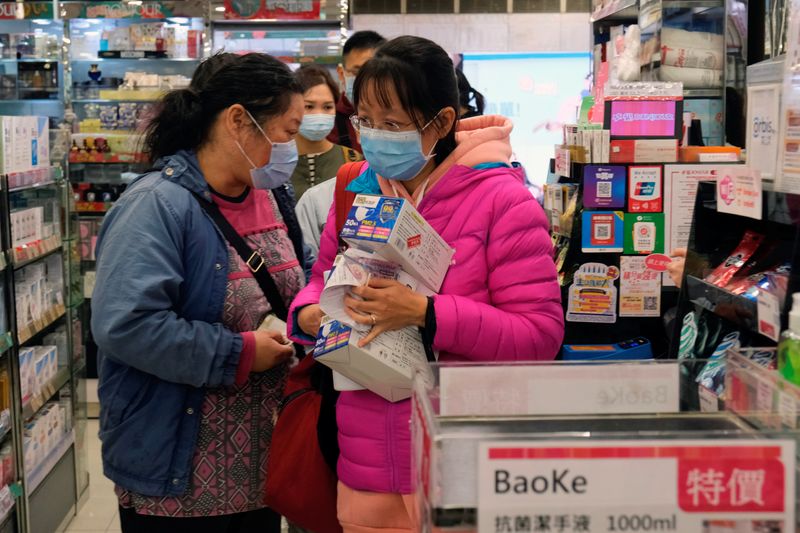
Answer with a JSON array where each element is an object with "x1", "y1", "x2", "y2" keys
[
  {"x1": 142, "y1": 53, "x2": 302, "y2": 164},
  {"x1": 143, "y1": 88, "x2": 204, "y2": 163}
]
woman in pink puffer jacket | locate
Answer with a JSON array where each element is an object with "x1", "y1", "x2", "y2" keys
[{"x1": 289, "y1": 36, "x2": 564, "y2": 532}]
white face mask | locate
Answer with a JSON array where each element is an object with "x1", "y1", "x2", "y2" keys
[{"x1": 235, "y1": 109, "x2": 299, "y2": 189}]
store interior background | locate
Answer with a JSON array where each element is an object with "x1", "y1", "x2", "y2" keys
[{"x1": 0, "y1": 0, "x2": 792, "y2": 531}]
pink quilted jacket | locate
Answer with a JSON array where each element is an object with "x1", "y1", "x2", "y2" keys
[{"x1": 288, "y1": 116, "x2": 564, "y2": 494}]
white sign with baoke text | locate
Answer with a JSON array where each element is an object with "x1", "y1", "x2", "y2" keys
[{"x1": 478, "y1": 440, "x2": 796, "y2": 533}]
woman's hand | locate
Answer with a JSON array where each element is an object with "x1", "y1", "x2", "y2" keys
[
  {"x1": 252, "y1": 330, "x2": 294, "y2": 372},
  {"x1": 298, "y1": 304, "x2": 324, "y2": 337},
  {"x1": 668, "y1": 248, "x2": 687, "y2": 288},
  {"x1": 344, "y1": 278, "x2": 428, "y2": 347}
]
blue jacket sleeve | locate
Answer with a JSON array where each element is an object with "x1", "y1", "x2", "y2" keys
[{"x1": 91, "y1": 185, "x2": 242, "y2": 388}]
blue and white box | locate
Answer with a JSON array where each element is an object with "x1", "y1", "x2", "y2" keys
[
  {"x1": 340, "y1": 195, "x2": 453, "y2": 292},
  {"x1": 314, "y1": 318, "x2": 430, "y2": 402}
]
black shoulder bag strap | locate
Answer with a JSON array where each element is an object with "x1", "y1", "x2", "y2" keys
[{"x1": 190, "y1": 191, "x2": 289, "y2": 321}]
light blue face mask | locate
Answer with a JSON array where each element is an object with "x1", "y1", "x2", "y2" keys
[
  {"x1": 299, "y1": 113, "x2": 336, "y2": 142},
  {"x1": 236, "y1": 110, "x2": 299, "y2": 189},
  {"x1": 358, "y1": 115, "x2": 439, "y2": 182},
  {"x1": 344, "y1": 74, "x2": 356, "y2": 103}
]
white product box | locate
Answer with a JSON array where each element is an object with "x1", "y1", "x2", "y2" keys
[
  {"x1": 340, "y1": 195, "x2": 453, "y2": 292},
  {"x1": 320, "y1": 249, "x2": 435, "y2": 330},
  {"x1": 34, "y1": 116, "x2": 49, "y2": 168},
  {"x1": 0, "y1": 117, "x2": 14, "y2": 174},
  {"x1": 314, "y1": 318, "x2": 431, "y2": 402}
]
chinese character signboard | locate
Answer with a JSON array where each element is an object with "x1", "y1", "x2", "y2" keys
[
  {"x1": 0, "y1": 2, "x2": 54, "y2": 19},
  {"x1": 79, "y1": 2, "x2": 171, "y2": 18},
  {"x1": 224, "y1": 0, "x2": 321, "y2": 20},
  {"x1": 478, "y1": 440, "x2": 795, "y2": 532}
]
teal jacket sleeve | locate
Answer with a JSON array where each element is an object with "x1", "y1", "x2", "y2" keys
[{"x1": 91, "y1": 184, "x2": 242, "y2": 388}]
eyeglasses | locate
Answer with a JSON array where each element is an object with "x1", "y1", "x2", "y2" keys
[{"x1": 349, "y1": 115, "x2": 415, "y2": 133}]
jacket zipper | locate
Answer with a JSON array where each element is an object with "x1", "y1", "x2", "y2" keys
[{"x1": 387, "y1": 401, "x2": 396, "y2": 491}]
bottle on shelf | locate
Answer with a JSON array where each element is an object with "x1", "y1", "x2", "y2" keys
[{"x1": 778, "y1": 293, "x2": 800, "y2": 386}]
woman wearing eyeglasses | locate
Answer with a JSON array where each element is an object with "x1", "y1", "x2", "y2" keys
[{"x1": 288, "y1": 36, "x2": 564, "y2": 533}]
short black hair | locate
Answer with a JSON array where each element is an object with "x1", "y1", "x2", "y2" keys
[
  {"x1": 354, "y1": 36, "x2": 458, "y2": 166},
  {"x1": 295, "y1": 63, "x2": 340, "y2": 102},
  {"x1": 343, "y1": 31, "x2": 386, "y2": 57}
]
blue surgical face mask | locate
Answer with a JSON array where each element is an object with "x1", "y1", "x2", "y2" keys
[
  {"x1": 236, "y1": 110, "x2": 299, "y2": 189},
  {"x1": 344, "y1": 74, "x2": 355, "y2": 103},
  {"x1": 299, "y1": 113, "x2": 335, "y2": 142},
  {"x1": 358, "y1": 114, "x2": 440, "y2": 182}
]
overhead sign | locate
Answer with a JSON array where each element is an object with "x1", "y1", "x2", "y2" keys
[
  {"x1": 0, "y1": 2, "x2": 54, "y2": 20},
  {"x1": 479, "y1": 439, "x2": 796, "y2": 533},
  {"x1": 80, "y1": 2, "x2": 172, "y2": 19},
  {"x1": 224, "y1": 0, "x2": 321, "y2": 20}
]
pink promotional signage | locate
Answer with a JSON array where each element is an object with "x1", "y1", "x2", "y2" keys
[{"x1": 609, "y1": 100, "x2": 678, "y2": 138}]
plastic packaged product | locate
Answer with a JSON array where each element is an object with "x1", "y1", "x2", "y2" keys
[
  {"x1": 779, "y1": 293, "x2": 800, "y2": 385},
  {"x1": 661, "y1": 44, "x2": 724, "y2": 70},
  {"x1": 661, "y1": 27, "x2": 724, "y2": 50},
  {"x1": 659, "y1": 65, "x2": 723, "y2": 89},
  {"x1": 696, "y1": 331, "x2": 740, "y2": 395},
  {"x1": 705, "y1": 230, "x2": 765, "y2": 287},
  {"x1": 739, "y1": 263, "x2": 791, "y2": 302},
  {"x1": 748, "y1": 349, "x2": 776, "y2": 370}
]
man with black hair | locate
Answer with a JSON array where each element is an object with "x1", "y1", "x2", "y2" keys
[{"x1": 328, "y1": 30, "x2": 386, "y2": 152}]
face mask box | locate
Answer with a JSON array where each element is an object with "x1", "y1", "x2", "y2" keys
[
  {"x1": 313, "y1": 318, "x2": 431, "y2": 402},
  {"x1": 340, "y1": 195, "x2": 453, "y2": 292}
]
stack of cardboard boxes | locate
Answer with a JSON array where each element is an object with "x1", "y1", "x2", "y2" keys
[{"x1": 314, "y1": 195, "x2": 453, "y2": 402}]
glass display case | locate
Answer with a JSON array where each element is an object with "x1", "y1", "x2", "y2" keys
[
  {"x1": 0, "y1": 19, "x2": 64, "y2": 121},
  {"x1": 591, "y1": 0, "x2": 747, "y2": 147},
  {"x1": 413, "y1": 360, "x2": 800, "y2": 532},
  {"x1": 209, "y1": 0, "x2": 346, "y2": 66}
]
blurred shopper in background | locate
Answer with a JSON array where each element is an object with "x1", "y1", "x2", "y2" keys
[
  {"x1": 328, "y1": 30, "x2": 386, "y2": 152},
  {"x1": 456, "y1": 68, "x2": 485, "y2": 118}
]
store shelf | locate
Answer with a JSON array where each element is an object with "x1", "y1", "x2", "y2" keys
[
  {"x1": 18, "y1": 303, "x2": 66, "y2": 345},
  {"x1": 0, "y1": 58, "x2": 58, "y2": 63},
  {"x1": 0, "y1": 410, "x2": 11, "y2": 444},
  {"x1": 71, "y1": 57, "x2": 200, "y2": 62},
  {"x1": 0, "y1": 99, "x2": 62, "y2": 104},
  {"x1": 726, "y1": 350, "x2": 800, "y2": 430},
  {"x1": 590, "y1": 0, "x2": 638, "y2": 21},
  {"x1": 211, "y1": 18, "x2": 340, "y2": 26},
  {"x1": 11, "y1": 236, "x2": 63, "y2": 269},
  {"x1": 72, "y1": 98, "x2": 160, "y2": 104},
  {"x1": 75, "y1": 200, "x2": 113, "y2": 214},
  {"x1": 69, "y1": 153, "x2": 145, "y2": 164},
  {"x1": 0, "y1": 485, "x2": 14, "y2": 528},
  {"x1": 684, "y1": 88, "x2": 724, "y2": 97},
  {"x1": 685, "y1": 275, "x2": 759, "y2": 335},
  {"x1": 663, "y1": 0, "x2": 724, "y2": 7},
  {"x1": 22, "y1": 366, "x2": 70, "y2": 421},
  {"x1": 0, "y1": 333, "x2": 12, "y2": 358},
  {"x1": 26, "y1": 430, "x2": 74, "y2": 494},
  {"x1": 6, "y1": 166, "x2": 63, "y2": 192}
]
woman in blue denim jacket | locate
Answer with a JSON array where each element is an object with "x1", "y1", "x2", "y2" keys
[{"x1": 92, "y1": 53, "x2": 307, "y2": 532}]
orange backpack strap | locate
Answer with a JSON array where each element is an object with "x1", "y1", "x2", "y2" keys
[{"x1": 334, "y1": 161, "x2": 366, "y2": 240}]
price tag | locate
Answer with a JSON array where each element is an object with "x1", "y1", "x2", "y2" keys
[
  {"x1": 779, "y1": 390, "x2": 798, "y2": 429},
  {"x1": 757, "y1": 292, "x2": 781, "y2": 342},
  {"x1": 756, "y1": 380, "x2": 775, "y2": 425},
  {"x1": 478, "y1": 439, "x2": 796, "y2": 532},
  {"x1": 698, "y1": 386, "x2": 719, "y2": 412},
  {"x1": 440, "y1": 363, "x2": 679, "y2": 416},
  {"x1": 120, "y1": 50, "x2": 145, "y2": 59}
]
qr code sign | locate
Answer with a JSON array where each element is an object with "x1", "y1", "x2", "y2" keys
[
  {"x1": 644, "y1": 296, "x2": 658, "y2": 311},
  {"x1": 594, "y1": 223, "x2": 611, "y2": 240},
  {"x1": 597, "y1": 182, "x2": 612, "y2": 198}
]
